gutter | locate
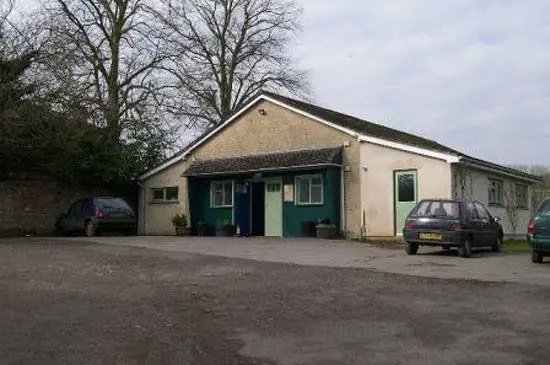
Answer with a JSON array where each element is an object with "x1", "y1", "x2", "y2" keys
[{"x1": 455, "y1": 157, "x2": 542, "y2": 183}]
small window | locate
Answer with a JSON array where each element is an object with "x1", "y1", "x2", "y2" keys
[
  {"x1": 488, "y1": 179, "x2": 503, "y2": 206},
  {"x1": 295, "y1": 175, "x2": 323, "y2": 205},
  {"x1": 516, "y1": 184, "x2": 528, "y2": 209},
  {"x1": 398, "y1": 174, "x2": 415, "y2": 202},
  {"x1": 211, "y1": 181, "x2": 233, "y2": 208},
  {"x1": 151, "y1": 186, "x2": 179, "y2": 202}
]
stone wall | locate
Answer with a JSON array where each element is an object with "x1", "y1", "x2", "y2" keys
[{"x1": 0, "y1": 179, "x2": 114, "y2": 237}]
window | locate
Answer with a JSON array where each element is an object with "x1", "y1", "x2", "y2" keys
[
  {"x1": 266, "y1": 182, "x2": 281, "y2": 192},
  {"x1": 398, "y1": 173, "x2": 416, "y2": 202},
  {"x1": 295, "y1": 175, "x2": 323, "y2": 205},
  {"x1": 410, "y1": 200, "x2": 460, "y2": 219},
  {"x1": 465, "y1": 202, "x2": 479, "y2": 220},
  {"x1": 474, "y1": 201, "x2": 491, "y2": 221},
  {"x1": 488, "y1": 178, "x2": 503, "y2": 205},
  {"x1": 211, "y1": 181, "x2": 233, "y2": 208},
  {"x1": 516, "y1": 184, "x2": 528, "y2": 209},
  {"x1": 151, "y1": 186, "x2": 179, "y2": 202}
]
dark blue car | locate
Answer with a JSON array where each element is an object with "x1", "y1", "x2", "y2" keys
[{"x1": 55, "y1": 196, "x2": 137, "y2": 237}]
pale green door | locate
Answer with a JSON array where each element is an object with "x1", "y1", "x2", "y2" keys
[
  {"x1": 394, "y1": 170, "x2": 418, "y2": 235},
  {"x1": 265, "y1": 179, "x2": 283, "y2": 236}
]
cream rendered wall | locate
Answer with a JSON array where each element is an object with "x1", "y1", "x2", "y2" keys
[
  {"x1": 360, "y1": 142, "x2": 453, "y2": 236},
  {"x1": 141, "y1": 99, "x2": 362, "y2": 236},
  {"x1": 452, "y1": 166, "x2": 532, "y2": 236},
  {"x1": 139, "y1": 159, "x2": 191, "y2": 235}
]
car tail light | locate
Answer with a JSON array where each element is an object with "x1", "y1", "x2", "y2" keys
[
  {"x1": 528, "y1": 219, "x2": 536, "y2": 234},
  {"x1": 405, "y1": 220, "x2": 414, "y2": 229},
  {"x1": 450, "y1": 223, "x2": 463, "y2": 232},
  {"x1": 94, "y1": 207, "x2": 104, "y2": 218}
]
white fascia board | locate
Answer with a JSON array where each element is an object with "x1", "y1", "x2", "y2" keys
[
  {"x1": 139, "y1": 94, "x2": 360, "y2": 180},
  {"x1": 138, "y1": 154, "x2": 186, "y2": 180},
  {"x1": 139, "y1": 95, "x2": 268, "y2": 180},
  {"x1": 458, "y1": 162, "x2": 541, "y2": 184},
  {"x1": 358, "y1": 135, "x2": 460, "y2": 163},
  {"x1": 263, "y1": 96, "x2": 359, "y2": 138}
]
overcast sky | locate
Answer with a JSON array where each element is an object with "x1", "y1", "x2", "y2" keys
[
  {"x1": 294, "y1": 0, "x2": 550, "y2": 166},
  {"x1": 11, "y1": 0, "x2": 549, "y2": 166}
]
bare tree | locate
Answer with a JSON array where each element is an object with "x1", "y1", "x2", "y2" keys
[
  {"x1": 155, "y1": 0, "x2": 311, "y2": 129},
  {"x1": 453, "y1": 165, "x2": 472, "y2": 199},
  {"x1": 36, "y1": 0, "x2": 172, "y2": 145},
  {"x1": 504, "y1": 184, "x2": 519, "y2": 236}
]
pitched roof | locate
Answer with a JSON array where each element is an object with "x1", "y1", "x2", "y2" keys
[
  {"x1": 262, "y1": 91, "x2": 461, "y2": 155},
  {"x1": 182, "y1": 146, "x2": 342, "y2": 177},
  {"x1": 139, "y1": 90, "x2": 541, "y2": 182}
]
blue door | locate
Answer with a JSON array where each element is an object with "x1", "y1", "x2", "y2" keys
[{"x1": 234, "y1": 182, "x2": 251, "y2": 236}]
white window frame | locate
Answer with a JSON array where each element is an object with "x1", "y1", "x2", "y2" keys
[
  {"x1": 210, "y1": 180, "x2": 234, "y2": 208},
  {"x1": 516, "y1": 184, "x2": 529, "y2": 209},
  {"x1": 488, "y1": 178, "x2": 503, "y2": 206},
  {"x1": 295, "y1": 174, "x2": 324, "y2": 205},
  {"x1": 151, "y1": 186, "x2": 179, "y2": 202}
]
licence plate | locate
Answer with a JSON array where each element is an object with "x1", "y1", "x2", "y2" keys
[{"x1": 419, "y1": 233, "x2": 443, "y2": 240}]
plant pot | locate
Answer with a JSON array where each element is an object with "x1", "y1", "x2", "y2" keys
[
  {"x1": 215, "y1": 224, "x2": 234, "y2": 237},
  {"x1": 315, "y1": 224, "x2": 337, "y2": 239},
  {"x1": 175, "y1": 226, "x2": 191, "y2": 236}
]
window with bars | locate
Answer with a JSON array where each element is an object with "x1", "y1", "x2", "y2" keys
[
  {"x1": 295, "y1": 175, "x2": 323, "y2": 205},
  {"x1": 211, "y1": 181, "x2": 233, "y2": 208}
]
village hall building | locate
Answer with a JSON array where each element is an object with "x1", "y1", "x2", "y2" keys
[{"x1": 137, "y1": 91, "x2": 541, "y2": 238}]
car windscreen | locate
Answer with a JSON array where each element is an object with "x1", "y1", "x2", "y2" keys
[
  {"x1": 96, "y1": 198, "x2": 133, "y2": 212},
  {"x1": 536, "y1": 199, "x2": 550, "y2": 215},
  {"x1": 409, "y1": 201, "x2": 460, "y2": 219}
]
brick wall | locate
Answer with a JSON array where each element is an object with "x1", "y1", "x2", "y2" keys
[{"x1": 0, "y1": 179, "x2": 109, "y2": 237}]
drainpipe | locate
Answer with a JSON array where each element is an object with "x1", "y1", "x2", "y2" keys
[
  {"x1": 134, "y1": 179, "x2": 146, "y2": 236},
  {"x1": 340, "y1": 162, "x2": 346, "y2": 236}
]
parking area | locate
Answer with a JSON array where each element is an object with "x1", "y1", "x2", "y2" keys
[
  {"x1": 2, "y1": 237, "x2": 550, "y2": 364},
  {"x1": 54, "y1": 235, "x2": 550, "y2": 287}
]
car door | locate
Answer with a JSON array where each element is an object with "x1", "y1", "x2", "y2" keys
[
  {"x1": 75, "y1": 199, "x2": 92, "y2": 232},
  {"x1": 65, "y1": 200, "x2": 82, "y2": 232},
  {"x1": 465, "y1": 201, "x2": 484, "y2": 247},
  {"x1": 474, "y1": 201, "x2": 494, "y2": 247}
]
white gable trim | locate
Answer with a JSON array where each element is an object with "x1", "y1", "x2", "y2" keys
[
  {"x1": 138, "y1": 93, "x2": 458, "y2": 179},
  {"x1": 458, "y1": 162, "x2": 541, "y2": 184},
  {"x1": 358, "y1": 135, "x2": 460, "y2": 163}
]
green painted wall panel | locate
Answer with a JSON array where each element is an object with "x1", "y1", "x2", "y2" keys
[
  {"x1": 188, "y1": 169, "x2": 340, "y2": 237},
  {"x1": 282, "y1": 168, "x2": 341, "y2": 237}
]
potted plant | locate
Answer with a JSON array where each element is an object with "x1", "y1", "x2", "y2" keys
[
  {"x1": 215, "y1": 219, "x2": 234, "y2": 237},
  {"x1": 315, "y1": 217, "x2": 337, "y2": 239},
  {"x1": 172, "y1": 213, "x2": 191, "y2": 236}
]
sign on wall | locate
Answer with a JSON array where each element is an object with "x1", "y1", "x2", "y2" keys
[{"x1": 284, "y1": 184, "x2": 294, "y2": 202}]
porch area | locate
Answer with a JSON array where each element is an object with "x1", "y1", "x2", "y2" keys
[{"x1": 182, "y1": 146, "x2": 343, "y2": 238}]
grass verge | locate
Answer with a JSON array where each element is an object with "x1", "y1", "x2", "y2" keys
[{"x1": 502, "y1": 239, "x2": 531, "y2": 253}]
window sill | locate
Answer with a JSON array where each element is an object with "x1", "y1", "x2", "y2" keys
[
  {"x1": 295, "y1": 202, "x2": 324, "y2": 207},
  {"x1": 149, "y1": 200, "x2": 180, "y2": 205},
  {"x1": 210, "y1": 205, "x2": 233, "y2": 209}
]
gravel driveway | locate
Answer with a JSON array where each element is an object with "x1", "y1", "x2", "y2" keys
[
  {"x1": 1, "y1": 238, "x2": 550, "y2": 364},
  {"x1": 56, "y1": 235, "x2": 550, "y2": 287}
]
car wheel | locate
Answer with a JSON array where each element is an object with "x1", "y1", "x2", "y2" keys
[
  {"x1": 491, "y1": 236, "x2": 503, "y2": 252},
  {"x1": 458, "y1": 238, "x2": 472, "y2": 258},
  {"x1": 531, "y1": 250, "x2": 543, "y2": 264},
  {"x1": 404, "y1": 241, "x2": 419, "y2": 255},
  {"x1": 85, "y1": 221, "x2": 96, "y2": 237}
]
